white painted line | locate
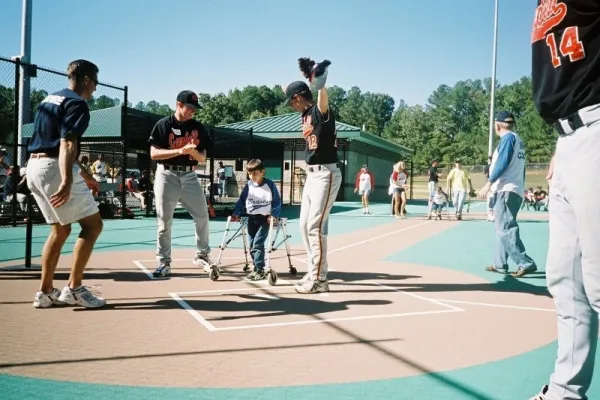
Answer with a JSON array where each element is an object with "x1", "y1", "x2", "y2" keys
[
  {"x1": 291, "y1": 256, "x2": 307, "y2": 264},
  {"x1": 133, "y1": 260, "x2": 156, "y2": 280},
  {"x1": 212, "y1": 309, "x2": 462, "y2": 331},
  {"x1": 174, "y1": 285, "x2": 294, "y2": 296},
  {"x1": 168, "y1": 293, "x2": 218, "y2": 332},
  {"x1": 254, "y1": 293, "x2": 279, "y2": 300},
  {"x1": 298, "y1": 220, "x2": 434, "y2": 262},
  {"x1": 134, "y1": 257, "x2": 245, "y2": 262},
  {"x1": 370, "y1": 282, "x2": 465, "y2": 312},
  {"x1": 429, "y1": 299, "x2": 556, "y2": 313},
  {"x1": 320, "y1": 293, "x2": 330, "y2": 297}
]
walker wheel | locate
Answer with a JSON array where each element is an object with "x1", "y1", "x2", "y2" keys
[
  {"x1": 289, "y1": 266, "x2": 297, "y2": 275},
  {"x1": 209, "y1": 266, "x2": 220, "y2": 281},
  {"x1": 243, "y1": 264, "x2": 250, "y2": 272},
  {"x1": 268, "y1": 270, "x2": 277, "y2": 286}
]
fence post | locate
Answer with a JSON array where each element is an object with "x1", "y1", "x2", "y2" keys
[
  {"x1": 120, "y1": 86, "x2": 128, "y2": 219},
  {"x1": 409, "y1": 159, "x2": 414, "y2": 201},
  {"x1": 290, "y1": 144, "x2": 296, "y2": 204},
  {"x1": 209, "y1": 128, "x2": 215, "y2": 203},
  {"x1": 25, "y1": 193, "x2": 33, "y2": 268},
  {"x1": 11, "y1": 58, "x2": 21, "y2": 227}
]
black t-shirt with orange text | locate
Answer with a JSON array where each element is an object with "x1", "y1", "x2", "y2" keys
[
  {"x1": 301, "y1": 104, "x2": 338, "y2": 165},
  {"x1": 148, "y1": 114, "x2": 211, "y2": 166}
]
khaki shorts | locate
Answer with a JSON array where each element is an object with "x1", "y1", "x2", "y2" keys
[{"x1": 27, "y1": 157, "x2": 99, "y2": 226}]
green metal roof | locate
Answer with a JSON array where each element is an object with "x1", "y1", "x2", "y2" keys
[
  {"x1": 22, "y1": 106, "x2": 123, "y2": 138},
  {"x1": 221, "y1": 112, "x2": 413, "y2": 155}
]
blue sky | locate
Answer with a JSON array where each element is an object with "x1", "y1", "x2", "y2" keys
[{"x1": 0, "y1": 0, "x2": 536, "y2": 109}]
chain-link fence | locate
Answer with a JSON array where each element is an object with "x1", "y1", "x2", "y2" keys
[
  {"x1": 204, "y1": 127, "x2": 284, "y2": 216},
  {"x1": 409, "y1": 161, "x2": 551, "y2": 200},
  {"x1": 0, "y1": 56, "x2": 128, "y2": 230}
]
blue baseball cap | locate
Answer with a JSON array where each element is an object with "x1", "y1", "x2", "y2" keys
[{"x1": 495, "y1": 111, "x2": 515, "y2": 123}]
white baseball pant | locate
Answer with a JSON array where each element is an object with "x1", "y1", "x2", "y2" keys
[
  {"x1": 154, "y1": 164, "x2": 211, "y2": 264},
  {"x1": 544, "y1": 118, "x2": 600, "y2": 400},
  {"x1": 427, "y1": 181, "x2": 438, "y2": 212},
  {"x1": 299, "y1": 163, "x2": 342, "y2": 281}
]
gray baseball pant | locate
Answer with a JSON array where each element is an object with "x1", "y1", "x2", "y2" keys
[
  {"x1": 545, "y1": 119, "x2": 600, "y2": 400},
  {"x1": 154, "y1": 165, "x2": 211, "y2": 264},
  {"x1": 299, "y1": 163, "x2": 342, "y2": 281}
]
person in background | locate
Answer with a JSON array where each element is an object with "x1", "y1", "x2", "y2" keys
[
  {"x1": 446, "y1": 159, "x2": 473, "y2": 220},
  {"x1": 217, "y1": 161, "x2": 226, "y2": 198},
  {"x1": 354, "y1": 164, "x2": 375, "y2": 214},
  {"x1": 427, "y1": 159, "x2": 442, "y2": 219}
]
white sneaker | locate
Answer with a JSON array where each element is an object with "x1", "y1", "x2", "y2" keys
[
  {"x1": 528, "y1": 385, "x2": 548, "y2": 400},
  {"x1": 33, "y1": 288, "x2": 64, "y2": 308},
  {"x1": 194, "y1": 254, "x2": 216, "y2": 272},
  {"x1": 295, "y1": 278, "x2": 329, "y2": 294},
  {"x1": 297, "y1": 272, "x2": 311, "y2": 285},
  {"x1": 58, "y1": 286, "x2": 106, "y2": 308}
]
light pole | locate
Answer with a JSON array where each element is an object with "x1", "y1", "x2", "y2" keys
[
  {"x1": 17, "y1": 0, "x2": 33, "y2": 167},
  {"x1": 487, "y1": 0, "x2": 499, "y2": 159}
]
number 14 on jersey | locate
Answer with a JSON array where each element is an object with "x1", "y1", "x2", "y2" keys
[{"x1": 545, "y1": 26, "x2": 586, "y2": 68}]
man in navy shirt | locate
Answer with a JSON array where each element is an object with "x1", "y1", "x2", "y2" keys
[{"x1": 27, "y1": 59, "x2": 105, "y2": 309}]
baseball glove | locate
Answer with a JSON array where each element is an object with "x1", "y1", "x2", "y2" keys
[
  {"x1": 469, "y1": 189, "x2": 476, "y2": 198},
  {"x1": 298, "y1": 57, "x2": 331, "y2": 90}
]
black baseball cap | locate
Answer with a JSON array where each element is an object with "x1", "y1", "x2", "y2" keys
[
  {"x1": 282, "y1": 81, "x2": 310, "y2": 105},
  {"x1": 177, "y1": 90, "x2": 201, "y2": 109},
  {"x1": 495, "y1": 111, "x2": 515, "y2": 123}
]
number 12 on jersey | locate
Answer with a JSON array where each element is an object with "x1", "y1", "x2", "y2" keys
[
  {"x1": 307, "y1": 134, "x2": 318, "y2": 150},
  {"x1": 545, "y1": 26, "x2": 586, "y2": 68}
]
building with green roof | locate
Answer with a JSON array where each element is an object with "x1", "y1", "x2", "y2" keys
[{"x1": 221, "y1": 113, "x2": 412, "y2": 203}]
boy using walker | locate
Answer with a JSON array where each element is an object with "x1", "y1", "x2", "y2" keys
[{"x1": 231, "y1": 159, "x2": 282, "y2": 281}]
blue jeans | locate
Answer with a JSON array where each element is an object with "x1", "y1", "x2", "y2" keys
[
  {"x1": 492, "y1": 191, "x2": 536, "y2": 271},
  {"x1": 247, "y1": 215, "x2": 269, "y2": 271}
]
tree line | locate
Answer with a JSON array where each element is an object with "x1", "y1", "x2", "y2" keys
[{"x1": 0, "y1": 75, "x2": 556, "y2": 169}]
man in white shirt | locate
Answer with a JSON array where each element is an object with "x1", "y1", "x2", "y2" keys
[{"x1": 479, "y1": 111, "x2": 537, "y2": 278}]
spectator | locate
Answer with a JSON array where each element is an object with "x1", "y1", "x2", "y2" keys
[
  {"x1": 3, "y1": 165, "x2": 28, "y2": 213},
  {"x1": 446, "y1": 159, "x2": 473, "y2": 220},
  {"x1": 136, "y1": 170, "x2": 151, "y2": 211},
  {"x1": 533, "y1": 185, "x2": 549, "y2": 211},
  {"x1": 427, "y1": 159, "x2": 442, "y2": 218},
  {"x1": 217, "y1": 161, "x2": 226, "y2": 198},
  {"x1": 354, "y1": 164, "x2": 375, "y2": 214}
]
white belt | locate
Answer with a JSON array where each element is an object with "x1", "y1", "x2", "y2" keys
[
  {"x1": 555, "y1": 103, "x2": 600, "y2": 136},
  {"x1": 307, "y1": 163, "x2": 338, "y2": 173}
]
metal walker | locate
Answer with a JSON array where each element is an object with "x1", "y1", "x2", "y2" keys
[{"x1": 215, "y1": 216, "x2": 296, "y2": 285}]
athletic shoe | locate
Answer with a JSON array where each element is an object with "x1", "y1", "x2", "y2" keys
[
  {"x1": 485, "y1": 265, "x2": 509, "y2": 274},
  {"x1": 247, "y1": 270, "x2": 266, "y2": 281},
  {"x1": 194, "y1": 254, "x2": 216, "y2": 272},
  {"x1": 58, "y1": 286, "x2": 106, "y2": 308},
  {"x1": 295, "y1": 278, "x2": 329, "y2": 294},
  {"x1": 297, "y1": 272, "x2": 311, "y2": 285},
  {"x1": 528, "y1": 385, "x2": 548, "y2": 400},
  {"x1": 153, "y1": 263, "x2": 171, "y2": 278},
  {"x1": 511, "y1": 266, "x2": 538, "y2": 278},
  {"x1": 33, "y1": 288, "x2": 64, "y2": 308}
]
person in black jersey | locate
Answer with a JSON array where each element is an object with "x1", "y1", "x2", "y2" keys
[
  {"x1": 283, "y1": 66, "x2": 342, "y2": 294},
  {"x1": 26, "y1": 59, "x2": 106, "y2": 309},
  {"x1": 148, "y1": 90, "x2": 217, "y2": 278},
  {"x1": 529, "y1": 1, "x2": 600, "y2": 399},
  {"x1": 427, "y1": 159, "x2": 441, "y2": 219}
]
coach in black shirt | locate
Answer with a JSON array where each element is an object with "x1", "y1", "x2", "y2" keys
[{"x1": 148, "y1": 90, "x2": 216, "y2": 278}]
